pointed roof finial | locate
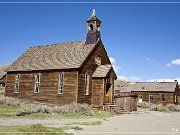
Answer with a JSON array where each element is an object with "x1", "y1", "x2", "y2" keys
[
  {"x1": 92, "y1": 9, "x2": 96, "y2": 16},
  {"x1": 87, "y1": 9, "x2": 101, "y2": 23}
]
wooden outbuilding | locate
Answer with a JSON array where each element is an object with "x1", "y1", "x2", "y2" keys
[
  {"x1": 115, "y1": 81, "x2": 180, "y2": 105},
  {"x1": 5, "y1": 10, "x2": 117, "y2": 107}
]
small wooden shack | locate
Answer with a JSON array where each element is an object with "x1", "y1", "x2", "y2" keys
[
  {"x1": 5, "y1": 10, "x2": 117, "y2": 107},
  {"x1": 115, "y1": 81, "x2": 180, "y2": 105}
]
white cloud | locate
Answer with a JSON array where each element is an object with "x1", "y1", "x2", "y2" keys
[
  {"x1": 109, "y1": 57, "x2": 122, "y2": 73},
  {"x1": 118, "y1": 76, "x2": 142, "y2": 82},
  {"x1": 166, "y1": 59, "x2": 180, "y2": 67},
  {"x1": 147, "y1": 78, "x2": 180, "y2": 83},
  {"x1": 171, "y1": 59, "x2": 180, "y2": 65}
]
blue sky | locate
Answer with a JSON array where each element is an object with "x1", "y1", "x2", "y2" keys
[{"x1": 0, "y1": 1, "x2": 180, "y2": 82}]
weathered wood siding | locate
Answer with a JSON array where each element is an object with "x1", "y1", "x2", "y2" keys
[
  {"x1": 91, "y1": 79, "x2": 104, "y2": 106},
  {"x1": 131, "y1": 91, "x2": 174, "y2": 104},
  {"x1": 77, "y1": 42, "x2": 112, "y2": 105},
  {"x1": 5, "y1": 71, "x2": 78, "y2": 105}
]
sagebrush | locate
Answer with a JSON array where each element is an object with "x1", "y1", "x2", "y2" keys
[
  {"x1": 16, "y1": 102, "x2": 95, "y2": 116},
  {"x1": 138, "y1": 102, "x2": 180, "y2": 112},
  {"x1": 0, "y1": 96, "x2": 20, "y2": 106}
]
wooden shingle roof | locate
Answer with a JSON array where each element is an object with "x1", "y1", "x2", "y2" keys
[
  {"x1": 115, "y1": 82, "x2": 178, "y2": 92},
  {"x1": 0, "y1": 65, "x2": 10, "y2": 79},
  {"x1": 6, "y1": 40, "x2": 98, "y2": 72},
  {"x1": 92, "y1": 64, "x2": 112, "y2": 78}
]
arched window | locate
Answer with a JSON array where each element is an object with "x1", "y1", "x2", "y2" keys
[
  {"x1": 85, "y1": 72, "x2": 90, "y2": 95},
  {"x1": 89, "y1": 24, "x2": 93, "y2": 31},
  {"x1": 35, "y1": 73, "x2": 40, "y2": 93},
  {"x1": 58, "y1": 72, "x2": 64, "y2": 94},
  {"x1": 14, "y1": 74, "x2": 20, "y2": 93}
]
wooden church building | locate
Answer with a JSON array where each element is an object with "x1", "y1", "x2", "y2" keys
[{"x1": 5, "y1": 10, "x2": 117, "y2": 106}]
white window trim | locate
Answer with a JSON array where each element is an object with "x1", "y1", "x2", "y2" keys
[
  {"x1": 14, "y1": 74, "x2": 20, "y2": 93},
  {"x1": 149, "y1": 94, "x2": 154, "y2": 103},
  {"x1": 58, "y1": 72, "x2": 64, "y2": 95},
  {"x1": 85, "y1": 72, "x2": 90, "y2": 95},
  {"x1": 34, "y1": 73, "x2": 40, "y2": 93}
]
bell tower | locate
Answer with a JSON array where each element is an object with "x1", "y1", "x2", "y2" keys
[{"x1": 85, "y1": 9, "x2": 102, "y2": 44}]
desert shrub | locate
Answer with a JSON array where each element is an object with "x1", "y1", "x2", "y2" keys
[
  {"x1": 156, "y1": 104, "x2": 164, "y2": 111},
  {"x1": 16, "y1": 109, "x2": 35, "y2": 116},
  {"x1": 53, "y1": 103, "x2": 94, "y2": 115},
  {"x1": 161, "y1": 107, "x2": 170, "y2": 112},
  {"x1": 137, "y1": 102, "x2": 153, "y2": 108},
  {"x1": 149, "y1": 103, "x2": 170, "y2": 112},
  {"x1": 166, "y1": 104, "x2": 180, "y2": 112},
  {"x1": 0, "y1": 97, "x2": 20, "y2": 106},
  {"x1": 149, "y1": 104, "x2": 158, "y2": 111},
  {"x1": 36, "y1": 106, "x2": 53, "y2": 114}
]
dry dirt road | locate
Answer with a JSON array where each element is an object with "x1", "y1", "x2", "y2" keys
[
  {"x1": 68, "y1": 111, "x2": 180, "y2": 135},
  {"x1": 0, "y1": 110, "x2": 180, "y2": 135}
]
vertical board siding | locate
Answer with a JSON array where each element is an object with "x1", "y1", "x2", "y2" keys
[
  {"x1": 91, "y1": 79, "x2": 104, "y2": 106},
  {"x1": 5, "y1": 71, "x2": 78, "y2": 105}
]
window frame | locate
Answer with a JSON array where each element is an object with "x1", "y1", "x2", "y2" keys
[
  {"x1": 34, "y1": 73, "x2": 40, "y2": 93},
  {"x1": 149, "y1": 94, "x2": 154, "y2": 103},
  {"x1": 139, "y1": 94, "x2": 143, "y2": 100},
  {"x1": 95, "y1": 56, "x2": 101, "y2": 65},
  {"x1": 58, "y1": 72, "x2": 64, "y2": 95},
  {"x1": 85, "y1": 72, "x2": 90, "y2": 95},
  {"x1": 160, "y1": 94, "x2": 165, "y2": 102},
  {"x1": 14, "y1": 74, "x2": 20, "y2": 93}
]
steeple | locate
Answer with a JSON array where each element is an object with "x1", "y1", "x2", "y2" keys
[{"x1": 85, "y1": 9, "x2": 102, "y2": 44}]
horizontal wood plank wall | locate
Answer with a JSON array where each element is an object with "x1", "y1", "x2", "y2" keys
[
  {"x1": 5, "y1": 71, "x2": 77, "y2": 105},
  {"x1": 131, "y1": 91, "x2": 174, "y2": 104},
  {"x1": 78, "y1": 42, "x2": 111, "y2": 105},
  {"x1": 91, "y1": 79, "x2": 104, "y2": 106}
]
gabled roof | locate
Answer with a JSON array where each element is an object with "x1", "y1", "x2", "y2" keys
[
  {"x1": 92, "y1": 64, "x2": 112, "y2": 78},
  {"x1": 0, "y1": 65, "x2": 10, "y2": 79},
  {"x1": 115, "y1": 82, "x2": 178, "y2": 92},
  {"x1": 6, "y1": 40, "x2": 98, "y2": 72}
]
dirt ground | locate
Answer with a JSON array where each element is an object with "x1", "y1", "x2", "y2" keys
[
  {"x1": 70, "y1": 110, "x2": 180, "y2": 135},
  {"x1": 0, "y1": 110, "x2": 180, "y2": 135}
]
